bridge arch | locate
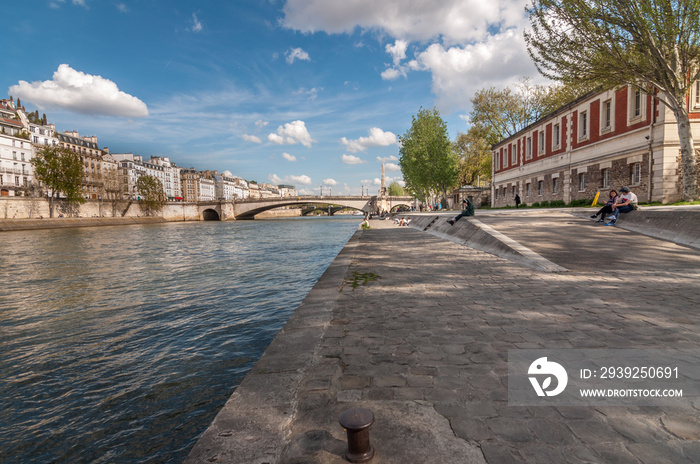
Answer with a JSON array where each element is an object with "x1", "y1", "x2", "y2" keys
[{"x1": 202, "y1": 208, "x2": 220, "y2": 221}]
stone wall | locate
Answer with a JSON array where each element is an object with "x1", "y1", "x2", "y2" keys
[{"x1": 493, "y1": 153, "x2": 652, "y2": 207}]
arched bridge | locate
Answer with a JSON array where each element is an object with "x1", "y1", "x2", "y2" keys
[
  {"x1": 234, "y1": 196, "x2": 374, "y2": 219},
  {"x1": 192, "y1": 195, "x2": 415, "y2": 220}
]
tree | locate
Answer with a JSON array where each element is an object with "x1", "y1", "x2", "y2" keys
[
  {"x1": 136, "y1": 175, "x2": 166, "y2": 216},
  {"x1": 31, "y1": 145, "x2": 84, "y2": 218},
  {"x1": 526, "y1": 0, "x2": 700, "y2": 200},
  {"x1": 453, "y1": 127, "x2": 493, "y2": 186},
  {"x1": 387, "y1": 181, "x2": 404, "y2": 196},
  {"x1": 399, "y1": 107, "x2": 459, "y2": 205}
]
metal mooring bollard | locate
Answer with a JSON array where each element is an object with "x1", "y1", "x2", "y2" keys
[{"x1": 339, "y1": 407, "x2": 375, "y2": 463}]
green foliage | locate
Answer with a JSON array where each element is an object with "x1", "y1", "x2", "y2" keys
[
  {"x1": 399, "y1": 107, "x2": 459, "y2": 202},
  {"x1": 568, "y1": 198, "x2": 594, "y2": 207},
  {"x1": 453, "y1": 126, "x2": 492, "y2": 186},
  {"x1": 387, "y1": 181, "x2": 404, "y2": 196},
  {"x1": 526, "y1": 0, "x2": 699, "y2": 200},
  {"x1": 31, "y1": 145, "x2": 85, "y2": 218},
  {"x1": 136, "y1": 175, "x2": 166, "y2": 216},
  {"x1": 550, "y1": 200, "x2": 566, "y2": 207},
  {"x1": 344, "y1": 270, "x2": 381, "y2": 290},
  {"x1": 531, "y1": 202, "x2": 540, "y2": 207}
]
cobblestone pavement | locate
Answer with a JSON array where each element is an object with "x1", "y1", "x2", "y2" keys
[{"x1": 280, "y1": 218, "x2": 700, "y2": 463}]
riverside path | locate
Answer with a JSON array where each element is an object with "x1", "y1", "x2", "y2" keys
[{"x1": 186, "y1": 209, "x2": 700, "y2": 464}]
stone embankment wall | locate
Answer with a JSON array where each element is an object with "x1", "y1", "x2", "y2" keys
[{"x1": 0, "y1": 197, "x2": 224, "y2": 221}]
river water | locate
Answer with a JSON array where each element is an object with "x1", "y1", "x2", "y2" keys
[{"x1": 0, "y1": 217, "x2": 360, "y2": 463}]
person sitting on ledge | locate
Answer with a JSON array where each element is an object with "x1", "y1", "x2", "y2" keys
[
  {"x1": 591, "y1": 190, "x2": 620, "y2": 222},
  {"x1": 607, "y1": 186, "x2": 638, "y2": 224},
  {"x1": 448, "y1": 198, "x2": 474, "y2": 225}
]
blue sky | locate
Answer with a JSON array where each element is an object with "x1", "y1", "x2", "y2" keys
[{"x1": 3, "y1": 0, "x2": 539, "y2": 195}]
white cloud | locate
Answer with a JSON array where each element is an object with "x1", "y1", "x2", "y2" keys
[
  {"x1": 116, "y1": 3, "x2": 128, "y2": 13},
  {"x1": 340, "y1": 127, "x2": 397, "y2": 153},
  {"x1": 386, "y1": 40, "x2": 408, "y2": 65},
  {"x1": 285, "y1": 47, "x2": 310, "y2": 64},
  {"x1": 282, "y1": 0, "x2": 522, "y2": 45},
  {"x1": 341, "y1": 154, "x2": 366, "y2": 164},
  {"x1": 416, "y1": 28, "x2": 538, "y2": 112},
  {"x1": 242, "y1": 134, "x2": 262, "y2": 143},
  {"x1": 268, "y1": 120, "x2": 315, "y2": 148},
  {"x1": 190, "y1": 13, "x2": 203, "y2": 32},
  {"x1": 293, "y1": 87, "x2": 322, "y2": 100},
  {"x1": 9, "y1": 64, "x2": 148, "y2": 118},
  {"x1": 385, "y1": 163, "x2": 401, "y2": 172},
  {"x1": 255, "y1": 119, "x2": 269, "y2": 129},
  {"x1": 282, "y1": 0, "x2": 538, "y2": 114},
  {"x1": 269, "y1": 173, "x2": 312, "y2": 185},
  {"x1": 377, "y1": 155, "x2": 398, "y2": 163},
  {"x1": 323, "y1": 178, "x2": 338, "y2": 186},
  {"x1": 281, "y1": 152, "x2": 297, "y2": 162}
]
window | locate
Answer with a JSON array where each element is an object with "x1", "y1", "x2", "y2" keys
[
  {"x1": 526, "y1": 183, "x2": 531, "y2": 196},
  {"x1": 603, "y1": 100, "x2": 612, "y2": 130},
  {"x1": 539, "y1": 131, "x2": 545, "y2": 154},
  {"x1": 553, "y1": 178, "x2": 559, "y2": 194},
  {"x1": 494, "y1": 152, "x2": 500, "y2": 170},
  {"x1": 632, "y1": 163, "x2": 642, "y2": 185},
  {"x1": 696, "y1": 80, "x2": 700, "y2": 106},
  {"x1": 503, "y1": 148, "x2": 508, "y2": 168},
  {"x1": 526, "y1": 137, "x2": 532, "y2": 160},
  {"x1": 21, "y1": 153, "x2": 25, "y2": 161},
  {"x1": 512, "y1": 186, "x2": 517, "y2": 197},
  {"x1": 12, "y1": 151, "x2": 17, "y2": 160},
  {"x1": 579, "y1": 173, "x2": 586, "y2": 191},
  {"x1": 602, "y1": 169, "x2": 610, "y2": 188},
  {"x1": 633, "y1": 89, "x2": 641, "y2": 117},
  {"x1": 15, "y1": 176, "x2": 20, "y2": 186},
  {"x1": 511, "y1": 144, "x2": 517, "y2": 165},
  {"x1": 579, "y1": 111, "x2": 588, "y2": 138},
  {"x1": 554, "y1": 124, "x2": 560, "y2": 148},
  {"x1": 538, "y1": 180, "x2": 544, "y2": 196}
]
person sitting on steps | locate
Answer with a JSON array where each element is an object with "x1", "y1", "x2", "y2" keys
[
  {"x1": 607, "y1": 186, "x2": 638, "y2": 224},
  {"x1": 590, "y1": 190, "x2": 620, "y2": 222},
  {"x1": 448, "y1": 198, "x2": 474, "y2": 225}
]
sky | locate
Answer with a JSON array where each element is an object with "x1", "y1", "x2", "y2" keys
[{"x1": 3, "y1": 0, "x2": 542, "y2": 195}]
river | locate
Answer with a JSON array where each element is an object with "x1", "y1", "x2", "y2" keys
[{"x1": 0, "y1": 217, "x2": 361, "y2": 463}]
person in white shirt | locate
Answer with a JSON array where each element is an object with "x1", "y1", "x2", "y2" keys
[{"x1": 608, "y1": 186, "x2": 638, "y2": 223}]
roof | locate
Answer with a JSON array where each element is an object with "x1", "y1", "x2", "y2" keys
[{"x1": 0, "y1": 117, "x2": 23, "y2": 128}]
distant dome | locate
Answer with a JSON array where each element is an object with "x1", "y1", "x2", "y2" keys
[{"x1": 222, "y1": 170, "x2": 233, "y2": 177}]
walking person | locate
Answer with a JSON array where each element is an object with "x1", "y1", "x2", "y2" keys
[{"x1": 515, "y1": 194, "x2": 521, "y2": 209}]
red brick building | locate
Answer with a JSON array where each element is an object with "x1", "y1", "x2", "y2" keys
[{"x1": 491, "y1": 84, "x2": 700, "y2": 206}]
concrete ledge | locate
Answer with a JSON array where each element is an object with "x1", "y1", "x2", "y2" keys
[
  {"x1": 184, "y1": 231, "x2": 360, "y2": 464},
  {"x1": 0, "y1": 217, "x2": 168, "y2": 231},
  {"x1": 570, "y1": 208, "x2": 700, "y2": 250},
  {"x1": 408, "y1": 214, "x2": 566, "y2": 272}
]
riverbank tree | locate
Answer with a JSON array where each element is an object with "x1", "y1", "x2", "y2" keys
[
  {"x1": 526, "y1": 0, "x2": 700, "y2": 200},
  {"x1": 399, "y1": 107, "x2": 459, "y2": 206},
  {"x1": 31, "y1": 145, "x2": 84, "y2": 218},
  {"x1": 136, "y1": 175, "x2": 166, "y2": 216}
]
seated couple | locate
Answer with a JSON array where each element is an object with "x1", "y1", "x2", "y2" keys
[{"x1": 590, "y1": 187, "x2": 638, "y2": 224}]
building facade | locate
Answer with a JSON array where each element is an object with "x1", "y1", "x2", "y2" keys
[
  {"x1": 491, "y1": 84, "x2": 700, "y2": 206},
  {"x1": 56, "y1": 131, "x2": 106, "y2": 199},
  {"x1": 0, "y1": 100, "x2": 34, "y2": 196},
  {"x1": 112, "y1": 153, "x2": 181, "y2": 200}
]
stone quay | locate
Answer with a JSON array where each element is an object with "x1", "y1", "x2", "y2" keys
[{"x1": 186, "y1": 207, "x2": 700, "y2": 464}]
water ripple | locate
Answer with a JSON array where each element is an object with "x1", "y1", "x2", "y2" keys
[{"x1": 0, "y1": 217, "x2": 359, "y2": 463}]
